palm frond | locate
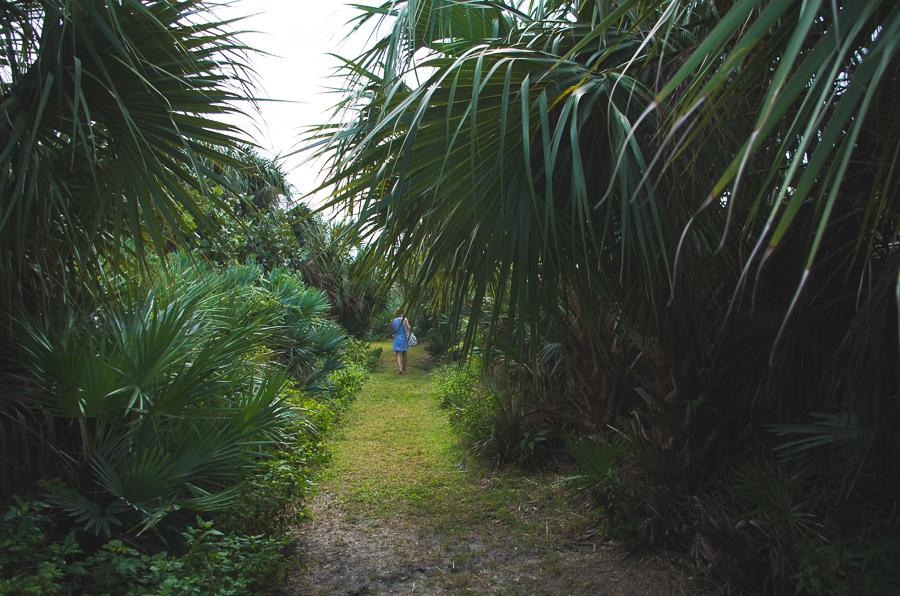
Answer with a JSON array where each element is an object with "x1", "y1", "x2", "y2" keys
[{"x1": 1, "y1": 0, "x2": 257, "y2": 313}]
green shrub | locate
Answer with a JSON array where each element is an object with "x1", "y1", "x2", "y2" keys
[
  {"x1": 88, "y1": 519, "x2": 290, "y2": 595},
  {"x1": 791, "y1": 536, "x2": 900, "y2": 595},
  {"x1": 219, "y1": 389, "x2": 332, "y2": 538},
  {"x1": 1, "y1": 257, "x2": 376, "y2": 594},
  {"x1": 328, "y1": 363, "x2": 370, "y2": 403},
  {"x1": 559, "y1": 435, "x2": 642, "y2": 548},
  {"x1": 1, "y1": 253, "x2": 375, "y2": 594},
  {"x1": 217, "y1": 359, "x2": 371, "y2": 540},
  {"x1": 433, "y1": 363, "x2": 490, "y2": 445},
  {"x1": 435, "y1": 362, "x2": 564, "y2": 466},
  {"x1": 296, "y1": 394, "x2": 343, "y2": 446},
  {"x1": 219, "y1": 451, "x2": 315, "y2": 538},
  {"x1": 448, "y1": 390, "x2": 496, "y2": 445},
  {"x1": 0, "y1": 500, "x2": 289, "y2": 595},
  {"x1": 0, "y1": 498, "x2": 77, "y2": 594},
  {"x1": 434, "y1": 364, "x2": 509, "y2": 461},
  {"x1": 18, "y1": 291, "x2": 300, "y2": 537},
  {"x1": 432, "y1": 363, "x2": 481, "y2": 410},
  {"x1": 340, "y1": 338, "x2": 383, "y2": 372}
]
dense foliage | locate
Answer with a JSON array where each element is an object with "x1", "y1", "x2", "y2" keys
[
  {"x1": 0, "y1": 1, "x2": 389, "y2": 593},
  {"x1": 314, "y1": 0, "x2": 900, "y2": 592},
  {"x1": 0, "y1": 501, "x2": 288, "y2": 595},
  {"x1": 0, "y1": 336, "x2": 378, "y2": 593},
  {"x1": 1, "y1": 250, "x2": 381, "y2": 592},
  {"x1": 0, "y1": 0, "x2": 257, "y2": 330}
]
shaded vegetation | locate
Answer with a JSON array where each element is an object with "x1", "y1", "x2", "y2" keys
[{"x1": 311, "y1": 1, "x2": 900, "y2": 592}]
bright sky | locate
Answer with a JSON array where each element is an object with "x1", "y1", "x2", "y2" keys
[{"x1": 218, "y1": 1, "x2": 372, "y2": 211}]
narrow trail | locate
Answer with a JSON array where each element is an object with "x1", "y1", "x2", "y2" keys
[{"x1": 273, "y1": 342, "x2": 700, "y2": 596}]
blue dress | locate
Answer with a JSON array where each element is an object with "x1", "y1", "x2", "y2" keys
[{"x1": 391, "y1": 317, "x2": 408, "y2": 351}]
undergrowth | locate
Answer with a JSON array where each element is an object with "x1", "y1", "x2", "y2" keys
[
  {"x1": 432, "y1": 356, "x2": 900, "y2": 594},
  {"x1": 433, "y1": 362, "x2": 560, "y2": 467},
  {"x1": 0, "y1": 340, "x2": 381, "y2": 595},
  {"x1": 0, "y1": 502, "x2": 287, "y2": 595}
]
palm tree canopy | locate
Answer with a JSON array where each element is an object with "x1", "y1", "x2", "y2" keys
[
  {"x1": 1, "y1": 0, "x2": 258, "y2": 314},
  {"x1": 311, "y1": 0, "x2": 900, "y2": 362}
]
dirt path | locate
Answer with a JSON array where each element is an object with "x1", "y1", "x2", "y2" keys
[{"x1": 272, "y1": 343, "x2": 709, "y2": 595}]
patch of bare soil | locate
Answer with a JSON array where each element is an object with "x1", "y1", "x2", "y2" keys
[{"x1": 273, "y1": 489, "x2": 712, "y2": 596}]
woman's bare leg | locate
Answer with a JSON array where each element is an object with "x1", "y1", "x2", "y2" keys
[
  {"x1": 401, "y1": 350, "x2": 408, "y2": 373},
  {"x1": 396, "y1": 351, "x2": 403, "y2": 373}
]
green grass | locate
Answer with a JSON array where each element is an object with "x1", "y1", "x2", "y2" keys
[{"x1": 316, "y1": 342, "x2": 591, "y2": 547}]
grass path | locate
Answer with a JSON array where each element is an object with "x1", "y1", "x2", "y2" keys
[
  {"x1": 275, "y1": 342, "x2": 696, "y2": 595},
  {"x1": 320, "y1": 341, "x2": 464, "y2": 520}
]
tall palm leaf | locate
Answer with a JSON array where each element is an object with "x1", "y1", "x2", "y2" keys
[{"x1": 310, "y1": 0, "x2": 685, "y2": 355}]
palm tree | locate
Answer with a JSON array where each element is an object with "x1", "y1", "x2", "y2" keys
[
  {"x1": 200, "y1": 144, "x2": 293, "y2": 216},
  {"x1": 310, "y1": 0, "x2": 730, "y2": 354},
  {"x1": 314, "y1": 0, "x2": 899, "y2": 429},
  {"x1": 0, "y1": 0, "x2": 256, "y2": 334},
  {"x1": 311, "y1": 0, "x2": 900, "y2": 588},
  {"x1": 0, "y1": 0, "x2": 309, "y2": 522}
]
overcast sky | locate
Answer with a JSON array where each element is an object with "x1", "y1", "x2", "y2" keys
[{"x1": 218, "y1": 1, "x2": 371, "y2": 209}]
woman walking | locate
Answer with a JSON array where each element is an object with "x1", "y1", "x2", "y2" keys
[{"x1": 390, "y1": 310, "x2": 412, "y2": 374}]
